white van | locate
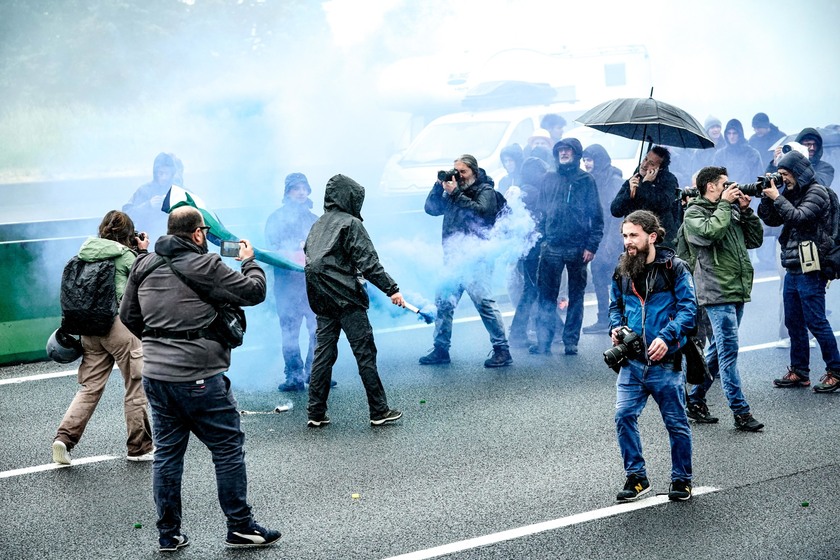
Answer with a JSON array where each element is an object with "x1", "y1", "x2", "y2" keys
[{"x1": 377, "y1": 102, "x2": 640, "y2": 199}]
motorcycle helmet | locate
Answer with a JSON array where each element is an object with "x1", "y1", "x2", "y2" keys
[{"x1": 46, "y1": 328, "x2": 83, "y2": 364}]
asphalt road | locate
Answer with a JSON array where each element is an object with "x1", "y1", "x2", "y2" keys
[{"x1": 1, "y1": 274, "x2": 839, "y2": 560}]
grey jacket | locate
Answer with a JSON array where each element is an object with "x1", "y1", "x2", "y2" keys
[{"x1": 119, "y1": 235, "x2": 266, "y2": 382}]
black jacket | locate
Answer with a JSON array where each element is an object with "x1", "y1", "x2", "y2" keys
[
  {"x1": 425, "y1": 169, "x2": 498, "y2": 244},
  {"x1": 758, "y1": 151, "x2": 831, "y2": 270},
  {"x1": 585, "y1": 145, "x2": 624, "y2": 259},
  {"x1": 537, "y1": 163, "x2": 603, "y2": 253},
  {"x1": 611, "y1": 167, "x2": 679, "y2": 248},
  {"x1": 304, "y1": 174, "x2": 398, "y2": 317}
]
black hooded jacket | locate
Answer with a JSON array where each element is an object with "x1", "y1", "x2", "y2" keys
[
  {"x1": 304, "y1": 175, "x2": 398, "y2": 317},
  {"x1": 796, "y1": 127, "x2": 835, "y2": 188},
  {"x1": 537, "y1": 139, "x2": 604, "y2": 253},
  {"x1": 425, "y1": 168, "x2": 498, "y2": 245},
  {"x1": 713, "y1": 119, "x2": 764, "y2": 184},
  {"x1": 583, "y1": 144, "x2": 624, "y2": 259},
  {"x1": 611, "y1": 162, "x2": 680, "y2": 248},
  {"x1": 758, "y1": 151, "x2": 831, "y2": 270}
]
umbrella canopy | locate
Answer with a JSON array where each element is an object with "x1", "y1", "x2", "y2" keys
[{"x1": 576, "y1": 96, "x2": 715, "y2": 153}]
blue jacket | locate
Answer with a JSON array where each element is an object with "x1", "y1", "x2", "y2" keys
[{"x1": 608, "y1": 246, "x2": 697, "y2": 362}]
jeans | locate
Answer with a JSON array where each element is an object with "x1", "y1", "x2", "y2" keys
[
  {"x1": 784, "y1": 271, "x2": 840, "y2": 373},
  {"x1": 307, "y1": 308, "x2": 389, "y2": 420},
  {"x1": 535, "y1": 245, "x2": 587, "y2": 348},
  {"x1": 274, "y1": 276, "x2": 316, "y2": 383},
  {"x1": 143, "y1": 374, "x2": 253, "y2": 538},
  {"x1": 688, "y1": 303, "x2": 750, "y2": 415},
  {"x1": 55, "y1": 318, "x2": 152, "y2": 456},
  {"x1": 432, "y1": 260, "x2": 508, "y2": 351},
  {"x1": 616, "y1": 360, "x2": 692, "y2": 482}
]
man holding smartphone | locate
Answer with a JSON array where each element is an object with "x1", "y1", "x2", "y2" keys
[{"x1": 610, "y1": 146, "x2": 680, "y2": 248}]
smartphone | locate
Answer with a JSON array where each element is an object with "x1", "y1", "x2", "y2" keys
[{"x1": 220, "y1": 240, "x2": 241, "y2": 258}]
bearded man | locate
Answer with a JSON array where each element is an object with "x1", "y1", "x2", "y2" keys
[{"x1": 608, "y1": 210, "x2": 697, "y2": 503}]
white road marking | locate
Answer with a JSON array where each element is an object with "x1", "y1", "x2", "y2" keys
[
  {"x1": 381, "y1": 486, "x2": 720, "y2": 560},
  {"x1": 0, "y1": 369, "x2": 76, "y2": 385},
  {"x1": 0, "y1": 455, "x2": 119, "y2": 479}
]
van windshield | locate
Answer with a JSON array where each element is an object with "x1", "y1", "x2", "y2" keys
[{"x1": 400, "y1": 121, "x2": 509, "y2": 165}]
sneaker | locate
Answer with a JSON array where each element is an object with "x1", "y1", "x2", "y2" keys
[
  {"x1": 734, "y1": 413, "x2": 764, "y2": 432},
  {"x1": 616, "y1": 475, "x2": 651, "y2": 502},
  {"x1": 370, "y1": 409, "x2": 402, "y2": 426},
  {"x1": 127, "y1": 449, "x2": 155, "y2": 462},
  {"x1": 814, "y1": 371, "x2": 840, "y2": 393},
  {"x1": 419, "y1": 347, "x2": 450, "y2": 365},
  {"x1": 307, "y1": 415, "x2": 331, "y2": 428},
  {"x1": 582, "y1": 321, "x2": 610, "y2": 334},
  {"x1": 484, "y1": 347, "x2": 513, "y2": 368},
  {"x1": 668, "y1": 480, "x2": 692, "y2": 501},
  {"x1": 225, "y1": 523, "x2": 281, "y2": 548},
  {"x1": 686, "y1": 402, "x2": 719, "y2": 424},
  {"x1": 159, "y1": 533, "x2": 190, "y2": 552},
  {"x1": 52, "y1": 440, "x2": 71, "y2": 465},
  {"x1": 277, "y1": 379, "x2": 305, "y2": 392},
  {"x1": 528, "y1": 344, "x2": 551, "y2": 356},
  {"x1": 564, "y1": 344, "x2": 578, "y2": 356},
  {"x1": 773, "y1": 367, "x2": 811, "y2": 388}
]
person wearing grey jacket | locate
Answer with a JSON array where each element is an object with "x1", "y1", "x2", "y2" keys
[{"x1": 120, "y1": 206, "x2": 280, "y2": 552}]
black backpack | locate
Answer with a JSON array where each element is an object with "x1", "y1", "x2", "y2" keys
[
  {"x1": 492, "y1": 189, "x2": 510, "y2": 224},
  {"x1": 818, "y1": 185, "x2": 840, "y2": 279},
  {"x1": 60, "y1": 257, "x2": 117, "y2": 336}
]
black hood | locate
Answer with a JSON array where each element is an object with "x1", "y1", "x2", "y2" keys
[
  {"x1": 520, "y1": 157, "x2": 549, "y2": 186},
  {"x1": 582, "y1": 144, "x2": 612, "y2": 171},
  {"x1": 323, "y1": 174, "x2": 364, "y2": 220},
  {"x1": 724, "y1": 119, "x2": 747, "y2": 146},
  {"x1": 777, "y1": 150, "x2": 816, "y2": 187},
  {"x1": 500, "y1": 144, "x2": 524, "y2": 168},
  {"x1": 795, "y1": 127, "x2": 825, "y2": 164}
]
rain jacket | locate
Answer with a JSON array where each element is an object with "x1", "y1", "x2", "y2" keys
[
  {"x1": 757, "y1": 151, "x2": 831, "y2": 270},
  {"x1": 537, "y1": 157, "x2": 604, "y2": 253},
  {"x1": 608, "y1": 246, "x2": 697, "y2": 362},
  {"x1": 304, "y1": 175, "x2": 399, "y2": 317},
  {"x1": 265, "y1": 196, "x2": 318, "y2": 299},
  {"x1": 713, "y1": 119, "x2": 764, "y2": 184},
  {"x1": 119, "y1": 235, "x2": 266, "y2": 383},
  {"x1": 682, "y1": 196, "x2": 763, "y2": 306},
  {"x1": 77, "y1": 236, "x2": 138, "y2": 301},
  {"x1": 425, "y1": 169, "x2": 498, "y2": 245},
  {"x1": 611, "y1": 167, "x2": 680, "y2": 248},
  {"x1": 584, "y1": 144, "x2": 624, "y2": 260},
  {"x1": 797, "y1": 128, "x2": 835, "y2": 188},
  {"x1": 749, "y1": 124, "x2": 785, "y2": 168}
]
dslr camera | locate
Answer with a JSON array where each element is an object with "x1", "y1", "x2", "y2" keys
[
  {"x1": 603, "y1": 326, "x2": 645, "y2": 371},
  {"x1": 727, "y1": 172, "x2": 783, "y2": 198},
  {"x1": 437, "y1": 168, "x2": 464, "y2": 186}
]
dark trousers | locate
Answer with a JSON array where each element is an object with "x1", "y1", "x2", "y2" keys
[
  {"x1": 143, "y1": 374, "x2": 252, "y2": 538},
  {"x1": 536, "y1": 245, "x2": 588, "y2": 348},
  {"x1": 510, "y1": 256, "x2": 539, "y2": 340},
  {"x1": 275, "y1": 280, "x2": 316, "y2": 383},
  {"x1": 590, "y1": 253, "x2": 617, "y2": 324},
  {"x1": 307, "y1": 308, "x2": 389, "y2": 420}
]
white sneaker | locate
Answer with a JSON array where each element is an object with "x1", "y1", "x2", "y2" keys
[
  {"x1": 52, "y1": 440, "x2": 72, "y2": 465},
  {"x1": 127, "y1": 449, "x2": 155, "y2": 462}
]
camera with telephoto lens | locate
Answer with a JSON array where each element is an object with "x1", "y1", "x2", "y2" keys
[
  {"x1": 603, "y1": 326, "x2": 645, "y2": 370},
  {"x1": 437, "y1": 168, "x2": 464, "y2": 186},
  {"x1": 727, "y1": 172, "x2": 783, "y2": 198},
  {"x1": 134, "y1": 231, "x2": 146, "y2": 241}
]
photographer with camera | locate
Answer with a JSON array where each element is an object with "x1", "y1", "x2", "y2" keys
[
  {"x1": 682, "y1": 167, "x2": 764, "y2": 431},
  {"x1": 420, "y1": 154, "x2": 512, "y2": 368},
  {"x1": 757, "y1": 150, "x2": 840, "y2": 393},
  {"x1": 608, "y1": 210, "x2": 697, "y2": 502}
]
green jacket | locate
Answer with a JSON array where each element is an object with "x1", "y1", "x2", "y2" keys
[
  {"x1": 682, "y1": 196, "x2": 763, "y2": 306},
  {"x1": 77, "y1": 237, "x2": 138, "y2": 301}
]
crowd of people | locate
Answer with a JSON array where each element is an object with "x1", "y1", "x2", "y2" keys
[{"x1": 46, "y1": 110, "x2": 839, "y2": 550}]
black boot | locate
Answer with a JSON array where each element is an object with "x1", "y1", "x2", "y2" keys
[
  {"x1": 484, "y1": 346, "x2": 513, "y2": 368},
  {"x1": 419, "y1": 346, "x2": 451, "y2": 365}
]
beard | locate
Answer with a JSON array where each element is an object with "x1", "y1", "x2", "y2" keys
[{"x1": 618, "y1": 246, "x2": 649, "y2": 278}]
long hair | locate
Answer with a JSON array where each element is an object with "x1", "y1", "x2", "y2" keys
[
  {"x1": 622, "y1": 210, "x2": 665, "y2": 244},
  {"x1": 455, "y1": 154, "x2": 479, "y2": 177},
  {"x1": 98, "y1": 210, "x2": 135, "y2": 247}
]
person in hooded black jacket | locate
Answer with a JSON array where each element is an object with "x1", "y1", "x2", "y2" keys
[
  {"x1": 530, "y1": 138, "x2": 603, "y2": 355},
  {"x1": 498, "y1": 143, "x2": 524, "y2": 192},
  {"x1": 304, "y1": 174, "x2": 404, "y2": 427},
  {"x1": 748, "y1": 112, "x2": 786, "y2": 169},
  {"x1": 265, "y1": 172, "x2": 319, "y2": 392},
  {"x1": 581, "y1": 144, "x2": 625, "y2": 333},
  {"x1": 713, "y1": 119, "x2": 764, "y2": 184},
  {"x1": 757, "y1": 151, "x2": 840, "y2": 392},
  {"x1": 766, "y1": 127, "x2": 835, "y2": 189}
]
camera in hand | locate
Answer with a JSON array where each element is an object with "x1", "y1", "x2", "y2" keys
[
  {"x1": 681, "y1": 186, "x2": 700, "y2": 199},
  {"x1": 220, "y1": 240, "x2": 241, "y2": 258},
  {"x1": 134, "y1": 231, "x2": 146, "y2": 241},
  {"x1": 603, "y1": 326, "x2": 645, "y2": 371},
  {"x1": 727, "y1": 173, "x2": 783, "y2": 198},
  {"x1": 437, "y1": 168, "x2": 464, "y2": 186}
]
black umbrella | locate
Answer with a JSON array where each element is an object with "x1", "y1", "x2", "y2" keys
[{"x1": 576, "y1": 90, "x2": 714, "y2": 166}]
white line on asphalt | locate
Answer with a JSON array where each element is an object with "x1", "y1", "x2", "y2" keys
[
  {"x1": 380, "y1": 486, "x2": 720, "y2": 560},
  {"x1": 0, "y1": 369, "x2": 76, "y2": 385},
  {"x1": 0, "y1": 455, "x2": 119, "y2": 479}
]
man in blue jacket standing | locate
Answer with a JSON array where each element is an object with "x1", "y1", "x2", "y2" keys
[{"x1": 609, "y1": 210, "x2": 697, "y2": 503}]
